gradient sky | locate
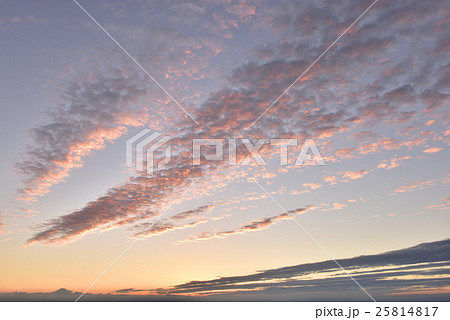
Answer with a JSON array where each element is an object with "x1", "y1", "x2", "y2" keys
[{"x1": 0, "y1": 0, "x2": 449, "y2": 300}]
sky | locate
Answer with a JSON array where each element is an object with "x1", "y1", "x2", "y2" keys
[{"x1": 0, "y1": 0, "x2": 449, "y2": 301}]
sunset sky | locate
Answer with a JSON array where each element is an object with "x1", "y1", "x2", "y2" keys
[{"x1": 0, "y1": 0, "x2": 449, "y2": 301}]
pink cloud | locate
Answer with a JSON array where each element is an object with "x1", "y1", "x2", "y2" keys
[
  {"x1": 22, "y1": 0, "x2": 450, "y2": 245},
  {"x1": 323, "y1": 175, "x2": 337, "y2": 185},
  {"x1": 393, "y1": 179, "x2": 438, "y2": 194},
  {"x1": 261, "y1": 172, "x2": 277, "y2": 179},
  {"x1": 333, "y1": 202, "x2": 347, "y2": 210},
  {"x1": 378, "y1": 156, "x2": 411, "y2": 170},
  {"x1": 423, "y1": 147, "x2": 443, "y2": 153},
  {"x1": 343, "y1": 170, "x2": 369, "y2": 180},
  {"x1": 16, "y1": 68, "x2": 153, "y2": 201},
  {"x1": 302, "y1": 182, "x2": 322, "y2": 190},
  {"x1": 336, "y1": 147, "x2": 357, "y2": 159}
]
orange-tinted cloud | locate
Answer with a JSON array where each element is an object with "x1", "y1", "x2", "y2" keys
[
  {"x1": 16, "y1": 67, "x2": 153, "y2": 201},
  {"x1": 342, "y1": 170, "x2": 369, "y2": 180},
  {"x1": 423, "y1": 147, "x2": 443, "y2": 153},
  {"x1": 393, "y1": 179, "x2": 438, "y2": 194},
  {"x1": 302, "y1": 182, "x2": 322, "y2": 190}
]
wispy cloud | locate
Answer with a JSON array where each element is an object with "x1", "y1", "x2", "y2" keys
[
  {"x1": 393, "y1": 179, "x2": 438, "y2": 194},
  {"x1": 176, "y1": 207, "x2": 308, "y2": 244},
  {"x1": 129, "y1": 204, "x2": 217, "y2": 238}
]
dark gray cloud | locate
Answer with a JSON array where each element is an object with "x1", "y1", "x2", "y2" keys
[
  {"x1": 136, "y1": 238, "x2": 450, "y2": 301},
  {"x1": 3, "y1": 238, "x2": 449, "y2": 301}
]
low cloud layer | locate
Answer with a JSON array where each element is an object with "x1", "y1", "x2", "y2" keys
[
  {"x1": 2, "y1": 238, "x2": 449, "y2": 301},
  {"x1": 122, "y1": 238, "x2": 450, "y2": 301}
]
